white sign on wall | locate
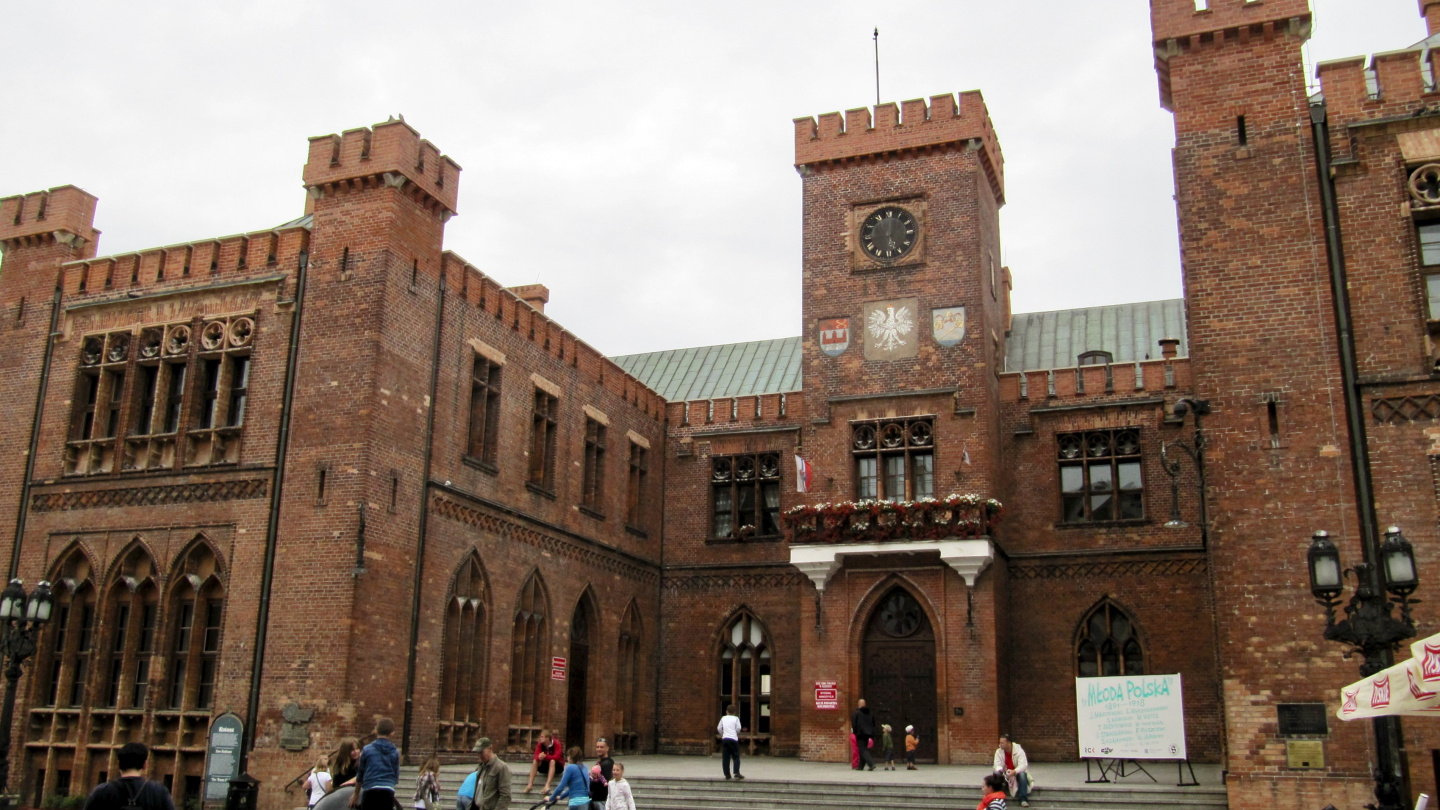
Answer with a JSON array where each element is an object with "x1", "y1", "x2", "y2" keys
[{"x1": 1075, "y1": 674, "x2": 1187, "y2": 760}]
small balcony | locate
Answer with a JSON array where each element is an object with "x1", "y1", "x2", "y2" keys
[{"x1": 785, "y1": 495, "x2": 1002, "y2": 591}]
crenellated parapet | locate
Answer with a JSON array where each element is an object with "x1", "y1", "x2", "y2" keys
[
  {"x1": 303, "y1": 119, "x2": 462, "y2": 217},
  {"x1": 793, "y1": 92, "x2": 1005, "y2": 203},
  {"x1": 666, "y1": 392, "x2": 803, "y2": 432},
  {"x1": 438, "y1": 251, "x2": 667, "y2": 422},
  {"x1": 999, "y1": 357, "x2": 1191, "y2": 404},
  {"x1": 0, "y1": 185, "x2": 99, "y2": 251},
  {"x1": 1317, "y1": 47, "x2": 1440, "y2": 127},
  {"x1": 1149, "y1": 0, "x2": 1311, "y2": 112},
  {"x1": 60, "y1": 223, "x2": 311, "y2": 300}
]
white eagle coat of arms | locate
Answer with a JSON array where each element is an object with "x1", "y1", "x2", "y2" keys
[{"x1": 866, "y1": 305, "x2": 915, "y2": 352}]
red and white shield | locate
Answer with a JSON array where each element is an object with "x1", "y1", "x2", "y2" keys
[
  {"x1": 1409, "y1": 666, "x2": 1438, "y2": 700},
  {"x1": 1342, "y1": 689, "x2": 1359, "y2": 714},
  {"x1": 1423, "y1": 643, "x2": 1440, "y2": 681},
  {"x1": 819, "y1": 317, "x2": 850, "y2": 357},
  {"x1": 1372, "y1": 676, "x2": 1392, "y2": 708}
]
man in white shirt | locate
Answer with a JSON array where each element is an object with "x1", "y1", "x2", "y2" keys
[{"x1": 717, "y1": 704, "x2": 745, "y2": 780}]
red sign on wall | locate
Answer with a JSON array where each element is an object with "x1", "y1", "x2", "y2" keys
[
  {"x1": 815, "y1": 680, "x2": 838, "y2": 710},
  {"x1": 551, "y1": 657, "x2": 567, "y2": 681}
]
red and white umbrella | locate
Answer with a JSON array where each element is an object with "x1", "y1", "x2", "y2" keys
[{"x1": 1337, "y1": 632, "x2": 1440, "y2": 720}]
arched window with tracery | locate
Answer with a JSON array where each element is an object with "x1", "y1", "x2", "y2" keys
[
  {"x1": 165, "y1": 542, "x2": 225, "y2": 711},
  {"x1": 614, "y1": 601, "x2": 642, "y2": 753},
  {"x1": 99, "y1": 544, "x2": 160, "y2": 711},
  {"x1": 508, "y1": 573, "x2": 548, "y2": 752},
  {"x1": 438, "y1": 554, "x2": 488, "y2": 752},
  {"x1": 717, "y1": 611, "x2": 771, "y2": 752},
  {"x1": 27, "y1": 546, "x2": 97, "y2": 805},
  {"x1": 1076, "y1": 600, "x2": 1143, "y2": 677}
]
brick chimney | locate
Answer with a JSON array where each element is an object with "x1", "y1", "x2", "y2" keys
[
  {"x1": 507, "y1": 283, "x2": 550, "y2": 313},
  {"x1": 1158, "y1": 337, "x2": 1180, "y2": 360},
  {"x1": 1424, "y1": 0, "x2": 1440, "y2": 37}
]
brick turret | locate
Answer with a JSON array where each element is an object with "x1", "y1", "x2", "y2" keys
[{"x1": 1423, "y1": 0, "x2": 1440, "y2": 37}]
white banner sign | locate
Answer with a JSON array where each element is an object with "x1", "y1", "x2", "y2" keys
[{"x1": 1075, "y1": 674, "x2": 1187, "y2": 760}]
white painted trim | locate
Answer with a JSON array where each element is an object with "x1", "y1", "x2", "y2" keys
[{"x1": 789, "y1": 537, "x2": 994, "y2": 591}]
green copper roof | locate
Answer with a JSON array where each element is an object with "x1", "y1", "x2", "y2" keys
[
  {"x1": 1004, "y1": 298, "x2": 1187, "y2": 372},
  {"x1": 611, "y1": 337, "x2": 802, "y2": 402},
  {"x1": 611, "y1": 299, "x2": 1187, "y2": 400}
]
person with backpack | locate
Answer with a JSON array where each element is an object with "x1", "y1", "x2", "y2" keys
[{"x1": 83, "y1": 742, "x2": 175, "y2": 810}]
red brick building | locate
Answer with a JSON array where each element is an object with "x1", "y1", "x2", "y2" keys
[{"x1": 6, "y1": 1, "x2": 1440, "y2": 808}]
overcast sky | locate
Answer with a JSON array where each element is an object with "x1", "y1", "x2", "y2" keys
[{"x1": 0, "y1": 1, "x2": 1423, "y2": 356}]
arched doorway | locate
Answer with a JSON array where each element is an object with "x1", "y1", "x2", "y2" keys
[
  {"x1": 862, "y1": 587, "x2": 936, "y2": 761},
  {"x1": 565, "y1": 597, "x2": 593, "y2": 750}
]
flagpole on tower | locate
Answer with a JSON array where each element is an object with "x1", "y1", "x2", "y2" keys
[{"x1": 873, "y1": 28, "x2": 881, "y2": 106}]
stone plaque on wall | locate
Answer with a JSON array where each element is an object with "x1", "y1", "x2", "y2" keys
[
  {"x1": 1285, "y1": 739, "x2": 1324, "y2": 770},
  {"x1": 863, "y1": 298, "x2": 920, "y2": 361}
]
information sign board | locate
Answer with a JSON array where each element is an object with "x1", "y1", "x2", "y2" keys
[
  {"x1": 814, "y1": 681, "x2": 838, "y2": 710},
  {"x1": 1075, "y1": 674, "x2": 1186, "y2": 760},
  {"x1": 551, "y1": 656, "x2": 567, "y2": 681},
  {"x1": 204, "y1": 713, "x2": 244, "y2": 801}
]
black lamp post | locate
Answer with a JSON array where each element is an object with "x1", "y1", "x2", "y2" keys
[
  {"x1": 1306, "y1": 527, "x2": 1418, "y2": 810},
  {"x1": 1161, "y1": 397, "x2": 1211, "y2": 545},
  {"x1": 0, "y1": 579, "x2": 52, "y2": 810}
]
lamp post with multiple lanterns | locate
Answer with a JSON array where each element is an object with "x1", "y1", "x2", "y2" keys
[
  {"x1": 1307, "y1": 527, "x2": 1419, "y2": 810},
  {"x1": 0, "y1": 579, "x2": 53, "y2": 810}
]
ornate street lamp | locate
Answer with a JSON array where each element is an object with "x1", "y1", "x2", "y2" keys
[
  {"x1": 0, "y1": 579, "x2": 53, "y2": 810},
  {"x1": 1161, "y1": 397, "x2": 1211, "y2": 542},
  {"x1": 1305, "y1": 530, "x2": 1416, "y2": 810}
]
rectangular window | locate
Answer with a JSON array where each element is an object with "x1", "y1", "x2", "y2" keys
[
  {"x1": 711, "y1": 454, "x2": 782, "y2": 539},
  {"x1": 225, "y1": 356, "x2": 250, "y2": 427},
  {"x1": 195, "y1": 358, "x2": 222, "y2": 429},
  {"x1": 69, "y1": 604, "x2": 93, "y2": 707},
  {"x1": 104, "y1": 604, "x2": 130, "y2": 707},
  {"x1": 133, "y1": 365, "x2": 159, "y2": 435},
  {"x1": 1420, "y1": 222, "x2": 1440, "y2": 266},
  {"x1": 71, "y1": 372, "x2": 99, "y2": 441},
  {"x1": 1057, "y1": 428, "x2": 1144, "y2": 524},
  {"x1": 582, "y1": 418, "x2": 606, "y2": 512},
  {"x1": 197, "y1": 599, "x2": 221, "y2": 709},
  {"x1": 162, "y1": 363, "x2": 186, "y2": 434},
  {"x1": 528, "y1": 389, "x2": 559, "y2": 491},
  {"x1": 1428, "y1": 274, "x2": 1440, "y2": 320},
  {"x1": 100, "y1": 370, "x2": 125, "y2": 439},
  {"x1": 626, "y1": 443, "x2": 648, "y2": 529},
  {"x1": 851, "y1": 417, "x2": 935, "y2": 502},
  {"x1": 169, "y1": 601, "x2": 193, "y2": 709},
  {"x1": 132, "y1": 603, "x2": 156, "y2": 708},
  {"x1": 466, "y1": 357, "x2": 502, "y2": 464}
]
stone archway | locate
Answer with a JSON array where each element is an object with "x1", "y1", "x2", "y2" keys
[{"x1": 861, "y1": 587, "x2": 937, "y2": 762}]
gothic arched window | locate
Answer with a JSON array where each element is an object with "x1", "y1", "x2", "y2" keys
[
  {"x1": 508, "y1": 573, "x2": 548, "y2": 751},
  {"x1": 1076, "y1": 601, "x2": 1143, "y2": 677},
  {"x1": 438, "y1": 555, "x2": 488, "y2": 752},
  {"x1": 615, "y1": 602, "x2": 642, "y2": 753},
  {"x1": 717, "y1": 611, "x2": 771, "y2": 749},
  {"x1": 100, "y1": 544, "x2": 160, "y2": 710},
  {"x1": 166, "y1": 542, "x2": 225, "y2": 711},
  {"x1": 34, "y1": 547, "x2": 96, "y2": 709}
]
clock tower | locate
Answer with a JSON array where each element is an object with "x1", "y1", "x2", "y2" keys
[
  {"x1": 793, "y1": 92, "x2": 1007, "y2": 502},
  {"x1": 791, "y1": 93, "x2": 1011, "y2": 764}
]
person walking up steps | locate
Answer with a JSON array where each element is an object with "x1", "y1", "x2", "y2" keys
[
  {"x1": 547, "y1": 748, "x2": 593, "y2": 809},
  {"x1": 305, "y1": 755, "x2": 332, "y2": 809},
  {"x1": 349, "y1": 718, "x2": 400, "y2": 810},
  {"x1": 603, "y1": 762, "x2": 635, "y2": 810},
  {"x1": 412, "y1": 756, "x2": 440, "y2": 810},
  {"x1": 717, "y1": 704, "x2": 744, "y2": 780},
  {"x1": 904, "y1": 725, "x2": 919, "y2": 770},
  {"x1": 851, "y1": 699, "x2": 877, "y2": 771}
]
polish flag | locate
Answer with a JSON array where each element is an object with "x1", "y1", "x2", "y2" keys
[{"x1": 795, "y1": 455, "x2": 813, "y2": 493}]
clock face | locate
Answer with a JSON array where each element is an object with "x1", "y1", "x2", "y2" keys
[{"x1": 860, "y1": 206, "x2": 918, "y2": 262}]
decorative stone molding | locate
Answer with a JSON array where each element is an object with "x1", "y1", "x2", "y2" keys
[
  {"x1": 663, "y1": 571, "x2": 805, "y2": 593},
  {"x1": 1008, "y1": 557, "x2": 1207, "y2": 581},
  {"x1": 789, "y1": 537, "x2": 994, "y2": 591},
  {"x1": 31, "y1": 478, "x2": 269, "y2": 512},
  {"x1": 432, "y1": 494, "x2": 657, "y2": 584}
]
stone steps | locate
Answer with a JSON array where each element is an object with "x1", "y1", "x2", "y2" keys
[{"x1": 395, "y1": 763, "x2": 1228, "y2": 810}]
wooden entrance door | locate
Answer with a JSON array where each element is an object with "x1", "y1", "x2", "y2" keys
[
  {"x1": 565, "y1": 600, "x2": 591, "y2": 750},
  {"x1": 862, "y1": 588, "x2": 937, "y2": 761}
]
